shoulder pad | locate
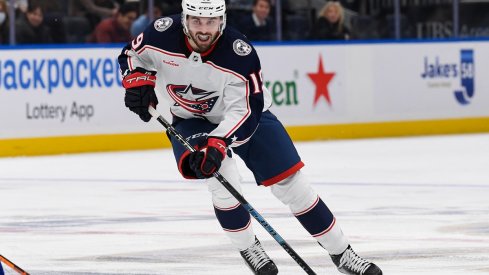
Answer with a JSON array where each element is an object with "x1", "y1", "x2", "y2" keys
[
  {"x1": 153, "y1": 17, "x2": 174, "y2": 32},
  {"x1": 232, "y1": 39, "x2": 253, "y2": 56},
  {"x1": 206, "y1": 27, "x2": 261, "y2": 78}
]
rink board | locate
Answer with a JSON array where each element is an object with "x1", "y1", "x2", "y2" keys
[{"x1": 1, "y1": 40, "x2": 489, "y2": 156}]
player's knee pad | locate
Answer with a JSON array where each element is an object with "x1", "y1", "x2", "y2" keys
[
  {"x1": 207, "y1": 156, "x2": 242, "y2": 208},
  {"x1": 270, "y1": 171, "x2": 318, "y2": 213}
]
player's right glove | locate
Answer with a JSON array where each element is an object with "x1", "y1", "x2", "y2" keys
[
  {"x1": 188, "y1": 137, "x2": 227, "y2": 179},
  {"x1": 122, "y1": 67, "x2": 158, "y2": 122}
]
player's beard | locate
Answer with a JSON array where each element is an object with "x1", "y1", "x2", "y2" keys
[{"x1": 189, "y1": 31, "x2": 219, "y2": 53}]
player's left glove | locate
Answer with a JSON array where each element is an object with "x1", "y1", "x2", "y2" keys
[
  {"x1": 189, "y1": 137, "x2": 227, "y2": 179},
  {"x1": 122, "y1": 67, "x2": 158, "y2": 122}
]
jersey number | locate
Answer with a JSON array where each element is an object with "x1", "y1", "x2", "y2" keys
[
  {"x1": 250, "y1": 71, "x2": 263, "y2": 94},
  {"x1": 131, "y1": 33, "x2": 144, "y2": 51}
]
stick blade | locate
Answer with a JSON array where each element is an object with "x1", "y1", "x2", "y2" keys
[{"x1": 0, "y1": 255, "x2": 29, "y2": 275}]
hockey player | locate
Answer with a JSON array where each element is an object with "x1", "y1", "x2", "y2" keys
[{"x1": 118, "y1": 0, "x2": 382, "y2": 274}]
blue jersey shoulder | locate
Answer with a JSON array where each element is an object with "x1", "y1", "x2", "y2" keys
[
  {"x1": 208, "y1": 26, "x2": 261, "y2": 78},
  {"x1": 143, "y1": 14, "x2": 185, "y2": 54},
  {"x1": 140, "y1": 15, "x2": 261, "y2": 78}
]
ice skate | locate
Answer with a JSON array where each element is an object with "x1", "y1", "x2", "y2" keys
[
  {"x1": 330, "y1": 245, "x2": 382, "y2": 275},
  {"x1": 240, "y1": 237, "x2": 278, "y2": 275}
]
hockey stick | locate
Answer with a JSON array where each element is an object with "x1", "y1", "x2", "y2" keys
[
  {"x1": 148, "y1": 106, "x2": 317, "y2": 275},
  {"x1": 0, "y1": 255, "x2": 30, "y2": 275}
]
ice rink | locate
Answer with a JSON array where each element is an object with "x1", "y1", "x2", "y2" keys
[{"x1": 1, "y1": 133, "x2": 488, "y2": 275}]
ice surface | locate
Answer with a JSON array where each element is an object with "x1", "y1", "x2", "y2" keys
[{"x1": 1, "y1": 134, "x2": 488, "y2": 274}]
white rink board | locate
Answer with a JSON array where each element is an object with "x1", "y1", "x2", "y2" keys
[
  {"x1": 257, "y1": 41, "x2": 489, "y2": 125},
  {"x1": 1, "y1": 41, "x2": 489, "y2": 140},
  {"x1": 370, "y1": 43, "x2": 488, "y2": 120},
  {"x1": 0, "y1": 47, "x2": 162, "y2": 139}
]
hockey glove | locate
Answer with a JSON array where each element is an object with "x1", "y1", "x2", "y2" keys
[
  {"x1": 122, "y1": 67, "x2": 158, "y2": 122},
  {"x1": 189, "y1": 137, "x2": 227, "y2": 179}
]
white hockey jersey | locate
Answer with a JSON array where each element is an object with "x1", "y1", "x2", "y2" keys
[{"x1": 118, "y1": 15, "x2": 272, "y2": 146}]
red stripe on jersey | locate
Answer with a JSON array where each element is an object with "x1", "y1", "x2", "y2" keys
[
  {"x1": 206, "y1": 61, "x2": 246, "y2": 81},
  {"x1": 223, "y1": 219, "x2": 251, "y2": 232},
  {"x1": 312, "y1": 218, "x2": 336, "y2": 237},
  {"x1": 250, "y1": 73, "x2": 260, "y2": 94},
  {"x1": 178, "y1": 149, "x2": 197, "y2": 179},
  {"x1": 138, "y1": 45, "x2": 187, "y2": 59},
  {"x1": 294, "y1": 196, "x2": 320, "y2": 216},
  {"x1": 225, "y1": 81, "x2": 251, "y2": 138},
  {"x1": 205, "y1": 61, "x2": 251, "y2": 139},
  {"x1": 261, "y1": 161, "x2": 305, "y2": 186},
  {"x1": 230, "y1": 128, "x2": 256, "y2": 146},
  {"x1": 184, "y1": 36, "x2": 193, "y2": 52},
  {"x1": 128, "y1": 56, "x2": 134, "y2": 71},
  {"x1": 214, "y1": 203, "x2": 241, "y2": 211}
]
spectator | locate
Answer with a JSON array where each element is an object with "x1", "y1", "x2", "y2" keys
[
  {"x1": 130, "y1": 0, "x2": 163, "y2": 37},
  {"x1": 71, "y1": 0, "x2": 119, "y2": 29},
  {"x1": 15, "y1": 1, "x2": 53, "y2": 44},
  {"x1": 43, "y1": 0, "x2": 68, "y2": 43},
  {"x1": 309, "y1": 1, "x2": 351, "y2": 40},
  {"x1": 0, "y1": 0, "x2": 9, "y2": 44},
  {"x1": 238, "y1": 0, "x2": 275, "y2": 41},
  {"x1": 285, "y1": 0, "x2": 325, "y2": 16},
  {"x1": 160, "y1": 0, "x2": 181, "y2": 15},
  {"x1": 14, "y1": 0, "x2": 28, "y2": 13},
  {"x1": 88, "y1": 2, "x2": 138, "y2": 43}
]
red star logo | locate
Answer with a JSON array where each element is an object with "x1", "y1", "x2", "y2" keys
[{"x1": 307, "y1": 55, "x2": 335, "y2": 106}]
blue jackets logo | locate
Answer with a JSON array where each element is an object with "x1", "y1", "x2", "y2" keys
[{"x1": 421, "y1": 49, "x2": 475, "y2": 105}]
